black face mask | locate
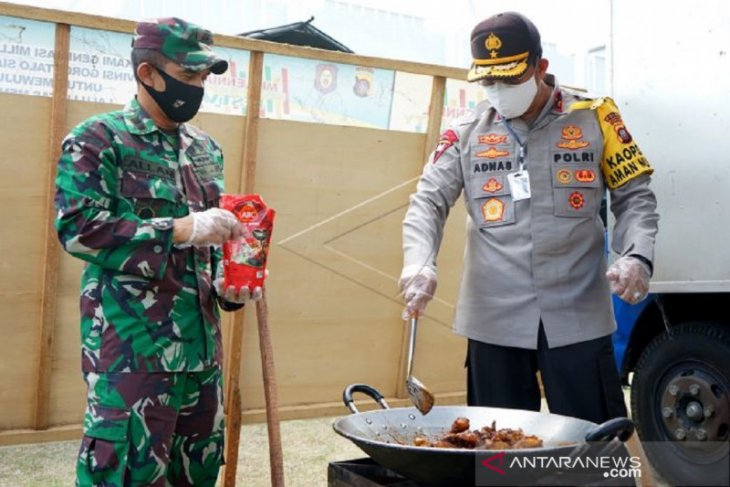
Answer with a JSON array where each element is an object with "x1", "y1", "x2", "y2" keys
[{"x1": 142, "y1": 66, "x2": 204, "y2": 123}]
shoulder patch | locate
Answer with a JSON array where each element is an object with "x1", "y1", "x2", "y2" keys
[
  {"x1": 432, "y1": 129, "x2": 459, "y2": 164},
  {"x1": 594, "y1": 97, "x2": 653, "y2": 189}
]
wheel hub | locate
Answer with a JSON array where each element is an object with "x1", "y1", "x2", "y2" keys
[{"x1": 660, "y1": 368, "x2": 730, "y2": 442}]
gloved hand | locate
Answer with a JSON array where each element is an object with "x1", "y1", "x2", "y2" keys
[
  {"x1": 606, "y1": 256, "x2": 651, "y2": 304},
  {"x1": 176, "y1": 208, "x2": 242, "y2": 247},
  {"x1": 398, "y1": 266, "x2": 438, "y2": 320},
  {"x1": 214, "y1": 280, "x2": 263, "y2": 304},
  {"x1": 213, "y1": 263, "x2": 266, "y2": 304}
]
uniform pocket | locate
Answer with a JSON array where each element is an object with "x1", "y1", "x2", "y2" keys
[
  {"x1": 77, "y1": 405, "x2": 131, "y2": 486},
  {"x1": 120, "y1": 170, "x2": 182, "y2": 219},
  {"x1": 469, "y1": 173, "x2": 516, "y2": 228},
  {"x1": 200, "y1": 178, "x2": 222, "y2": 208},
  {"x1": 551, "y1": 164, "x2": 603, "y2": 218}
]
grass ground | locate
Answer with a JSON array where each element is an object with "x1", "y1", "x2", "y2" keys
[
  {"x1": 0, "y1": 389, "x2": 666, "y2": 486},
  {"x1": 0, "y1": 416, "x2": 362, "y2": 487}
]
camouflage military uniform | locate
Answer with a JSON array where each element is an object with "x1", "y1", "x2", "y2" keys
[
  {"x1": 54, "y1": 18, "x2": 233, "y2": 486},
  {"x1": 56, "y1": 97, "x2": 228, "y2": 374}
]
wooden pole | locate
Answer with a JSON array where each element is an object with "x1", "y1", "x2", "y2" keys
[
  {"x1": 32, "y1": 22, "x2": 70, "y2": 430},
  {"x1": 396, "y1": 75, "x2": 446, "y2": 399},
  {"x1": 421, "y1": 75, "x2": 447, "y2": 167},
  {"x1": 625, "y1": 434, "x2": 657, "y2": 487},
  {"x1": 222, "y1": 50, "x2": 264, "y2": 487},
  {"x1": 256, "y1": 291, "x2": 285, "y2": 487}
]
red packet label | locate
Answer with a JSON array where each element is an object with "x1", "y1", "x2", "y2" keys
[{"x1": 221, "y1": 194, "x2": 275, "y2": 291}]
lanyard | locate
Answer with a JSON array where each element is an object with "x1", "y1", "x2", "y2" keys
[{"x1": 502, "y1": 120, "x2": 527, "y2": 171}]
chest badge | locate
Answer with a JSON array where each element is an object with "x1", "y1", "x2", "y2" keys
[
  {"x1": 478, "y1": 134, "x2": 509, "y2": 145},
  {"x1": 569, "y1": 191, "x2": 585, "y2": 210},
  {"x1": 482, "y1": 198, "x2": 505, "y2": 222},
  {"x1": 557, "y1": 169, "x2": 573, "y2": 184},
  {"x1": 482, "y1": 177, "x2": 503, "y2": 193},
  {"x1": 476, "y1": 147, "x2": 510, "y2": 159},
  {"x1": 575, "y1": 169, "x2": 596, "y2": 183},
  {"x1": 557, "y1": 125, "x2": 590, "y2": 150}
]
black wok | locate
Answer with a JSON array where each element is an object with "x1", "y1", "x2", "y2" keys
[{"x1": 333, "y1": 384, "x2": 636, "y2": 486}]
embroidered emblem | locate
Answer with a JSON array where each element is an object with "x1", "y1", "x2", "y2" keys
[
  {"x1": 557, "y1": 169, "x2": 573, "y2": 184},
  {"x1": 485, "y1": 33, "x2": 502, "y2": 58},
  {"x1": 557, "y1": 125, "x2": 590, "y2": 150},
  {"x1": 553, "y1": 91, "x2": 563, "y2": 113},
  {"x1": 604, "y1": 112, "x2": 633, "y2": 144},
  {"x1": 482, "y1": 198, "x2": 505, "y2": 222},
  {"x1": 569, "y1": 192, "x2": 585, "y2": 210},
  {"x1": 479, "y1": 134, "x2": 509, "y2": 145},
  {"x1": 482, "y1": 178, "x2": 503, "y2": 193},
  {"x1": 561, "y1": 125, "x2": 584, "y2": 140},
  {"x1": 575, "y1": 169, "x2": 596, "y2": 183},
  {"x1": 476, "y1": 147, "x2": 510, "y2": 159},
  {"x1": 433, "y1": 129, "x2": 459, "y2": 163}
]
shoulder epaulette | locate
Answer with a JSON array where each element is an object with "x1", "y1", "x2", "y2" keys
[{"x1": 569, "y1": 97, "x2": 609, "y2": 112}]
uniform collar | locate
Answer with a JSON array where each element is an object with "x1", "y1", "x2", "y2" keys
[
  {"x1": 123, "y1": 97, "x2": 161, "y2": 136},
  {"x1": 535, "y1": 74, "x2": 561, "y2": 121},
  {"x1": 545, "y1": 74, "x2": 565, "y2": 114},
  {"x1": 122, "y1": 98, "x2": 207, "y2": 143}
]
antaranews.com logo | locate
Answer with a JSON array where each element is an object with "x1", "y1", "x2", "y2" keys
[{"x1": 476, "y1": 450, "x2": 642, "y2": 486}]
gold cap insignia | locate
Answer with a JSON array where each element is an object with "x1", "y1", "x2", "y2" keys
[{"x1": 485, "y1": 33, "x2": 502, "y2": 58}]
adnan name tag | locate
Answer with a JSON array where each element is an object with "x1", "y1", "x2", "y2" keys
[{"x1": 507, "y1": 171, "x2": 531, "y2": 201}]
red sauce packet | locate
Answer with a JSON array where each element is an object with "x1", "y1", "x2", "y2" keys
[{"x1": 221, "y1": 194, "x2": 275, "y2": 291}]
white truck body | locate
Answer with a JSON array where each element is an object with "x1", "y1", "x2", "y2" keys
[
  {"x1": 610, "y1": 0, "x2": 730, "y2": 292},
  {"x1": 607, "y1": 3, "x2": 730, "y2": 484}
]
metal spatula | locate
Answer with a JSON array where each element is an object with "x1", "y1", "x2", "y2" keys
[{"x1": 405, "y1": 314, "x2": 435, "y2": 415}]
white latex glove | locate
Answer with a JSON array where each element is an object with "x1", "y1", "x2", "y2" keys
[
  {"x1": 213, "y1": 264, "x2": 266, "y2": 304},
  {"x1": 398, "y1": 266, "x2": 438, "y2": 320},
  {"x1": 185, "y1": 208, "x2": 242, "y2": 247},
  {"x1": 606, "y1": 256, "x2": 651, "y2": 304},
  {"x1": 214, "y1": 281, "x2": 263, "y2": 304}
]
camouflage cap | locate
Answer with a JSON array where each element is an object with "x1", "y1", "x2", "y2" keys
[{"x1": 133, "y1": 17, "x2": 228, "y2": 75}]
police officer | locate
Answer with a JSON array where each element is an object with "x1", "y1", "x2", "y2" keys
[
  {"x1": 54, "y1": 17, "x2": 258, "y2": 486},
  {"x1": 400, "y1": 12, "x2": 659, "y2": 424}
]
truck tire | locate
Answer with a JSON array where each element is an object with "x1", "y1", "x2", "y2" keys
[{"x1": 631, "y1": 322, "x2": 730, "y2": 485}]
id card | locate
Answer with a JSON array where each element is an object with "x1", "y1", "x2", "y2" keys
[{"x1": 507, "y1": 171, "x2": 531, "y2": 201}]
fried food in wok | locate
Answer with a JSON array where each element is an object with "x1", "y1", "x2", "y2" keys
[{"x1": 413, "y1": 417, "x2": 543, "y2": 450}]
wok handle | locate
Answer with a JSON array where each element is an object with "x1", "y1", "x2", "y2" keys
[
  {"x1": 584, "y1": 417, "x2": 635, "y2": 442},
  {"x1": 343, "y1": 384, "x2": 390, "y2": 414}
]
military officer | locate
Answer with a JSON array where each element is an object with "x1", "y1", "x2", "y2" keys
[
  {"x1": 54, "y1": 17, "x2": 257, "y2": 486},
  {"x1": 400, "y1": 12, "x2": 659, "y2": 423}
]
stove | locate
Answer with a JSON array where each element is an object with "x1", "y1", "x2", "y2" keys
[
  {"x1": 328, "y1": 457, "x2": 637, "y2": 486},
  {"x1": 328, "y1": 458, "x2": 422, "y2": 486}
]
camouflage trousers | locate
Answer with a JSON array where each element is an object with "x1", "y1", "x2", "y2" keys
[{"x1": 76, "y1": 368, "x2": 225, "y2": 487}]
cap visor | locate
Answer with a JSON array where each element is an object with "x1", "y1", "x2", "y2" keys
[
  {"x1": 208, "y1": 58, "x2": 228, "y2": 75},
  {"x1": 180, "y1": 53, "x2": 229, "y2": 75},
  {"x1": 467, "y1": 59, "x2": 528, "y2": 82}
]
